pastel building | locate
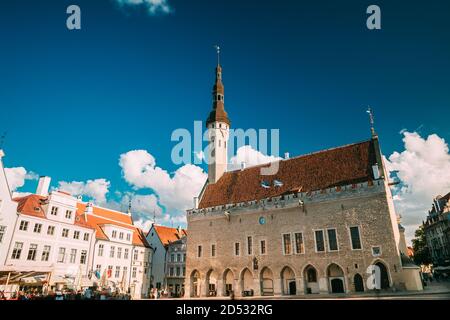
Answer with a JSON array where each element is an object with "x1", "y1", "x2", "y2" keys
[
  {"x1": 146, "y1": 224, "x2": 187, "y2": 292},
  {"x1": 77, "y1": 202, "x2": 152, "y2": 298},
  {"x1": 0, "y1": 150, "x2": 19, "y2": 267}
]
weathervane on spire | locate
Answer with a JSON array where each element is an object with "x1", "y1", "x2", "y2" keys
[
  {"x1": 366, "y1": 107, "x2": 376, "y2": 137},
  {"x1": 214, "y1": 44, "x2": 220, "y2": 65},
  {"x1": 127, "y1": 199, "x2": 132, "y2": 215}
]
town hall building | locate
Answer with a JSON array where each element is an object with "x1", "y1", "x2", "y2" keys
[{"x1": 184, "y1": 59, "x2": 423, "y2": 298}]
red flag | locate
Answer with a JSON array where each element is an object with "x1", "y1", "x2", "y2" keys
[{"x1": 107, "y1": 269, "x2": 112, "y2": 278}]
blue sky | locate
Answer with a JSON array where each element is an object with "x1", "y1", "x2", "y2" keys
[{"x1": 1, "y1": 0, "x2": 450, "y2": 233}]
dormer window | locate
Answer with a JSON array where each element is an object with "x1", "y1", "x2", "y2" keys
[
  {"x1": 112, "y1": 230, "x2": 117, "y2": 238},
  {"x1": 119, "y1": 232, "x2": 124, "y2": 240},
  {"x1": 126, "y1": 233, "x2": 131, "y2": 241},
  {"x1": 65, "y1": 210, "x2": 72, "y2": 219}
]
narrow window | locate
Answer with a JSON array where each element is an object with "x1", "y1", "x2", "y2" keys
[
  {"x1": 247, "y1": 236, "x2": 253, "y2": 255},
  {"x1": 50, "y1": 206, "x2": 58, "y2": 216},
  {"x1": 27, "y1": 244, "x2": 38, "y2": 261},
  {"x1": 57, "y1": 248, "x2": 66, "y2": 263},
  {"x1": 98, "y1": 244, "x2": 104, "y2": 257},
  {"x1": 283, "y1": 234, "x2": 292, "y2": 255},
  {"x1": 234, "y1": 243, "x2": 240, "y2": 256},
  {"x1": 70, "y1": 249, "x2": 77, "y2": 263},
  {"x1": 211, "y1": 244, "x2": 216, "y2": 257},
  {"x1": 327, "y1": 229, "x2": 338, "y2": 251},
  {"x1": 19, "y1": 220, "x2": 29, "y2": 231},
  {"x1": 294, "y1": 232, "x2": 304, "y2": 254},
  {"x1": 11, "y1": 242, "x2": 23, "y2": 259},
  {"x1": 33, "y1": 223, "x2": 42, "y2": 233},
  {"x1": 350, "y1": 226, "x2": 362, "y2": 250},
  {"x1": 198, "y1": 245, "x2": 202, "y2": 258},
  {"x1": 41, "y1": 245, "x2": 51, "y2": 261},
  {"x1": 0, "y1": 226, "x2": 6, "y2": 243},
  {"x1": 315, "y1": 230, "x2": 325, "y2": 252},
  {"x1": 260, "y1": 240, "x2": 266, "y2": 255}
]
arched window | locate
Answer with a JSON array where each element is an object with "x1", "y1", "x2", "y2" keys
[{"x1": 307, "y1": 268, "x2": 317, "y2": 282}]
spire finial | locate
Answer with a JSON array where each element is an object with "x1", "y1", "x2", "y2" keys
[
  {"x1": 127, "y1": 199, "x2": 132, "y2": 215},
  {"x1": 366, "y1": 107, "x2": 376, "y2": 137},
  {"x1": 214, "y1": 44, "x2": 220, "y2": 66}
]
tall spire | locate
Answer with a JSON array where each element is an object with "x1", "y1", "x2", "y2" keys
[
  {"x1": 206, "y1": 45, "x2": 230, "y2": 127},
  {"x1": 366, "y1": 107, "x2": 376, "y2": 137},
  {"x1": 214, "y1": 44, "x2": 220, "y2": 66}
]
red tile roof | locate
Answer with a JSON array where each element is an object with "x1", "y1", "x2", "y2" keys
[
  {"x1": 13, "y1": 194, "x2": 94, "y2": 229},
  {"x1": 199, "y1": 140, "x2": 378, "y2": 208},
  {"x1": 76, "y1": 203, "x2": 150, "y2": 247},
  {"x1": 13, "y1": 194, "x2": 149, "y2": 247},
  {"x1": 152, "y1": 225, "x2": 187, "y2": 246}
]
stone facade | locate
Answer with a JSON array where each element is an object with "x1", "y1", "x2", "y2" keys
[
  {"x1": 186, "y1": 180, "x2": 407, "y2": 297},
  {"x1": 184, "y1": 60, "x2": 422, "y2": 298}
]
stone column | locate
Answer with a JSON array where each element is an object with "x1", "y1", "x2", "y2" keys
[
  {"x1": 273, "y1": 277, "x2": 282, "y2": 296},
  {"x1": 296, "y1": 277, "x2": 305, "y2": 295},
  {"x1": 184, "y1": 281, "x2": 191, "y2": 298},
  {"x1": 253, "y1": 277, "x2": 261, "y2": 296},
  {"x1": 217, "y1": 279, "x2": 224, "y2": 297},
  {"x1": 201, "y1": 279, "x2": 208, "y2": 297},
  {"x1": 319, "y1": 277, "x2": 329, "y2": 294},
  {"x1": 236, "y1": 278, "x2": 243, "y2": 297}
]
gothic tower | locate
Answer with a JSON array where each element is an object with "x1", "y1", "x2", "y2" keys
[{"x1": 206, "y1": 56, "x2": 230, "y2": 183}]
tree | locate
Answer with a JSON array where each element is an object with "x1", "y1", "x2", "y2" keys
[{"x1": 412, "y1": 226, "x2": 432, "y2": 266}]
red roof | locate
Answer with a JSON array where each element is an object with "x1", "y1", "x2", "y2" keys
[
  {"x1": 14, "y1": 194, "x2": 94, "y2": 229},
  {"x1": 152, "y1": 225, "x2": 187, "y2": 246},
  {"x1": 199, "y1": 140, "x2": 377, "y2": 208},
  {"x1": 76, "y1": 202, "x2": 150, "y2": 247},
  {"x1": 13, "y1": 194, "x2": 149, "y2": 247}
]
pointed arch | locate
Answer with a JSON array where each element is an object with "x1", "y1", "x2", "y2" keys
[
  {"x1": 222, "y1": 268, "x2": 235, "y2": 296},
  {"x1": 260, "y1": 266, "x2": 274, "y2": 296},
  {"x1": 303, "y1": 264, "x2": 319, "y2": 294},
  {"x1": 280, "y1": 266, "x2": 296, "y2": 295},
  {"x1": 189, "y1": 269, "x2": 201, "y2": 297}
]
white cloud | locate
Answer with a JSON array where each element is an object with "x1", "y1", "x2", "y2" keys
[
  {"x1": 385, "y1": 131, "x2": 450, "y2": 243},
  {"x1": 133, "y1": 219, "x2": 153, "y2": 233},
  {"x1": 57, "y1": 178, "x2": 111, "y2": 204},
  {"x1": 115, "y1": 0, "x2": 171, "y2": 15},
  {"x1": 4, "y1": 167, "x2": 38, "y2": 191},
  {"x1": 119, "y1": 150, "x2": 207, "y2": 214},
  {"x1": 228, "y1": 145, "x2": 282, "y2": 171}
]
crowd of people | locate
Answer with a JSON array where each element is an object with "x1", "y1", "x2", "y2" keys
[{"x1": 0, "y1": 287, "x2": 132, "y2": 300}]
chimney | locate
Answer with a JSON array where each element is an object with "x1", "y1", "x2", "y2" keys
[
  {"x1": 84, "y1": 202, "x2": 93, "y2": 221},
  {"x1": 240, "y1": 161, "x2": 246, "y2": 170},
  {"x1": 284, "y1": 152, "x2": 290, "y2": 159},
  {"x1": 193, "y1": 197, "x2": 199, "y2": 209},
  {"x1": 36, "y1": 176, "x2": 51, "y2": 196}
]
